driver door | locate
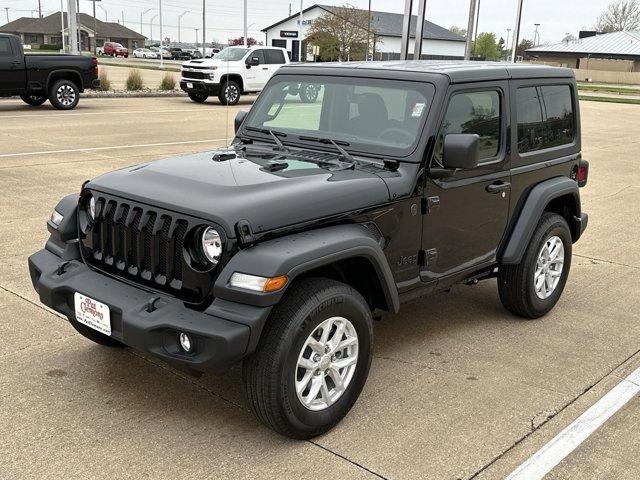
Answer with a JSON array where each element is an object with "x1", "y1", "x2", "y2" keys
[
  {"x1": 244, "y1": 50, "x2": 269, "y2": 91},
  {"x1": 421, "y1": 82, "x2": 512, "y2": 284}
]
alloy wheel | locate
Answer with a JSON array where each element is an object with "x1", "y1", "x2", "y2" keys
[
  {"x1": 56, "y1": 85, "x2": 76, "y2": 107},
  {"x1": 534, "y1": 235, "x2": 565, "y2": 299}
]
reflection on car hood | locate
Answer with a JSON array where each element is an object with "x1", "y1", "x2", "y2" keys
[{"x1": 86, "y1": 147, "x2": 390, "y2": 238}]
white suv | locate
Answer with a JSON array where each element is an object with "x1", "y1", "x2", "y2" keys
[{"x1": 180, "y1": 46, "x2": 289, "y2": 105}]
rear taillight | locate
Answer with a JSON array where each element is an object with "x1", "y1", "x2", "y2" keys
[
  {"x1": 577, "y1": 160, "x2": 589, "y2": 187},
  {"x1": 92, "y1": 57, "x2": 99, "y2": 76}
]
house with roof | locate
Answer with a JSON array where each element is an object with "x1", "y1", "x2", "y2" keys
[
  {"x1": 0, "y1": 12, "x2": 146, "y2": 52},
  {"x1": 261, "y1": 4, "x2": 466, "y2": 62},
  {"x1": 527, "y1": 30, "x2": 640, "y2": 72}
]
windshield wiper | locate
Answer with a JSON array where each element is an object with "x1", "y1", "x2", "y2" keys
[
  {"x1": 245, "y1": 126, "x2": 289, "y2": 152},
  {"x1": 298, "y1": 135, "x2": 356, "y2": 166}
]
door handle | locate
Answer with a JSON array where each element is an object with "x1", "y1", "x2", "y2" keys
[
  {"x1": 262, "y1": 67, "x2": 269, "y2": 70},
  {"x1": 486, "y1": 181, "x2": 511, "y2": 194}
]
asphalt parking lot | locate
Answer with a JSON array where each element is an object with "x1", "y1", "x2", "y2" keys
[{"x1": 1, "y1": 95, "x2": 639, "y2": 479}]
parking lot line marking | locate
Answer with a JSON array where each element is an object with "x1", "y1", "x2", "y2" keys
[
  {"x1": 0, "y1": 109, "x2": 207, "y2": 119},
  {"x1": 0, "y1": 139, "x2": 228, "y2": 158},
  {"x1": 506, "y1": 366, "x2": 640, "y2": 480}
]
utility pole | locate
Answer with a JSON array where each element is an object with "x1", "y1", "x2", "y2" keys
[
  {"x1": 367, "y1": 0, "x2": 371, "y2": 60},
  {"x1": 533, "y1": 23, "x2": 540, "y2": 46},
  {"x1": 195, "y1": 28, "x2": 199, "y2": 55},
  {"x1": 4, "y1": 7, "x2": 9, "y2": 23},
  {"x1": 400, "y1": 0, "x2": 413, "y2": 60},
  {"x1": 159, "y1": 0, "x2": 164, "y2": 68},
  {"x1": 464, "y1": 0, "x2": 477, "y2": 60},
  {"x1": 506, "y1": 28, "x2": 511, "y2": 50},
  {"x1": 67, "y1": 0, "x2": 78, "y2": 54},
  {"x1": 473, "y1": 0, "x2": 480, "y2": 50},
  {"x1": 91, "y1": 0, "x2": 97, "y2": 55},
  {"x1": 122, "y1": 11, "x2": 125, "y2": 25},
  {"x1": 38, "y1": 0, "x2": 43, "y2": 18},
  {"x1": 243, "y1": 0, "x2": 248, "y2": 47},
  {"x1": 511, "y1": 0, "x2": 524, "y2": 62},
  {"x1": 60, "y1": 1, "x2": 66, "y2": 52},
  {"x1": 413, "y1": 0, "x2": 427, "y2": 60},
  {"x1": 178, "y1": 11, "x2": 189, "y2": 43},
  {"x1": 202, "y1": 0, "x2": 206, "y2": 53},
  {"x1": 298, "y1": 0, "x2": 303, "y2": 61}
]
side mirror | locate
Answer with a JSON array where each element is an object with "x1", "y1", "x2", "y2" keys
[
  {"x1": 246, "y1": 57, "x2": 259, "y2": 68},
  {"x1": 442, "y1": 134, "x2": 480, "y2": 170},
  {"x1": 235, "y1": 110, "x2": 248, "y2": 134}
]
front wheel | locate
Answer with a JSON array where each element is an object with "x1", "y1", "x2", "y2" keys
[
  {"x1": 49, "y1": 79, "x2": 80, "y2": 110},
  {"x1": 20, "y1": 94, "x2": 47, "y2": 106},
  {"x1": 188, "y1": 92, "x2": 209, "y2": 103},
  {"x1": 243, "y1": 278, "x2": 373, "y2": 439},
  {"x1": 218, "y1": 80, "x2": 241, "y2": 105},
  {"x1": 498, "y1": 212, "x2": 572, "y2": 318}
]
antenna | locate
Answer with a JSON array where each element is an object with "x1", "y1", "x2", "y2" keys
[{"x1": 225, "y1": 47, "x2": 230, "y2": 146}]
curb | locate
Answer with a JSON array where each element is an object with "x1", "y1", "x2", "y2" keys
[{"x1": 82, "y1": 91, "x2": 185, "y2": 98}]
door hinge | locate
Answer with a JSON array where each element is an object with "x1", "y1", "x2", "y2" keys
[
  {"x1": 421, "y1": 196, "x2": 440, "y2": 214},
  {"x1": 421, "y1": 248, "x2": 438, "y2": 267}
]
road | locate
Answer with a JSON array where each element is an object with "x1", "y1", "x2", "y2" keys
[{"x1": 0, "y1": 96, "x2": 638, "y2": 479}]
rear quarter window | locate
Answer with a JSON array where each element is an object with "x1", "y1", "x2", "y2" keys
[
  {"x1": 265, "y1": 50, "x2": 286, "y2": 64},
  {"x1": 516, "y1": 84, "x2": 575, "y2": 154}
]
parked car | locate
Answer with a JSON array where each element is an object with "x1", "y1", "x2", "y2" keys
[
  {"x1": 150, "y1": 46, "x2": 172, "y2": 59},
  {"x1": 184, "y1": 48, "x2": 202, "y2": 59},
  {"x1": 169, "y1": 47, "x2": 191, "y2": 61},
  {"x1": 28, "y1": 61, "x2": 588, "y2": 439},
  {"x1": 102, "y1": 42, "x2": 129, "y2": 58},
  {"x1": 133, "y1": 48, "x2": 158, "y2": 59},
  {"x1": 0, "y1": 33, "x2": 99, "y2": 109},
  {"x1": 180, "y1": 46, "x2": 289, "y2": 105}
]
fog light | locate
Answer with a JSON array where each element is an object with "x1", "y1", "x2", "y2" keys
[{"x1": 179, "y1": 332, "x2": 193, "y2": 353}]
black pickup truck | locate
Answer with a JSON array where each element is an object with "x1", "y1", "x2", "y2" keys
[{"x1": 0, "y1": 33, "x2": 99, "y2": 110}]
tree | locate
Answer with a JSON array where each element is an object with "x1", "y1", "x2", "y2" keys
[
  {"x1": 228, "y1": 37, "x2": 258, "y2": 46},
  {"x1": 515, "y1": 39, "x2": 535, "y2": 59},
  {"x1": 595, "y1": 0, "x2": 640, "y2": 32},
  {"x1": 307, "y1": 5, "x2": 374, "y2": 61},
  {"x1": 449, "y1": 26, "x2": 467, "y2": 38},
  {"x1": 562, "y1": 33, "x2": 577, "y2": 43},
  {"x1": 474, "y1": 32, "x2": 500, "y2": 60}
]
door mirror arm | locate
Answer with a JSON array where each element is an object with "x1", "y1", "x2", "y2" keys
[{"x1": 429, "y1": 167, "x2": 457, "y2": 180}]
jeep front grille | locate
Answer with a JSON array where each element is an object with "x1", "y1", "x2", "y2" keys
[{"x1": 80, "y1": 193, "x2": 219, "y2": 304}]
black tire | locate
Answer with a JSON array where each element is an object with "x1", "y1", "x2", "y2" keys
[
  {"x1": 48, "y1": 79, "x2": 80, "y2": 110},
  {"x1": 69, "y1": 319, "x2": 126, "y2": 348},
  {"x1": 188, "y1": 92, "x2": 209, "y2": 103},
  {"x1": 498, "y1": 212, "x2": 572, "y2": 319},
  {"x1": 299, "y1": 83, "x2": 319, "y2": 103},
  {"x1": 243, "y1": 277, "x2": 373, "y2": 439},
  {"x1": 20, "y1": 94, "x2": 47, "y2": 106},
  {"x1": 218, "y1": 80, "x2": 241, "y2": 105}
]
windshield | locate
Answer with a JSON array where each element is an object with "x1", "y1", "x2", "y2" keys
[
  {"x1": 242, "y1": 75, "x2": 435, "y2": 158},
  {"x1": 216, "y1": 47, "x2": 249, "y2": 61}
]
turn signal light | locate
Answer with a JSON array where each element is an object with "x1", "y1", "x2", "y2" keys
[
  {"x1": 229, "y1": 273, "x2": 288, "y2": 292},
  {"x1": 264, "y1": 275, "x2": 288, "y2": 292}
]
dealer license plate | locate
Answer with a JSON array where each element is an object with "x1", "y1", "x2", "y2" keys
[
  {"x1": 74, "y1": 293, "x2": 111, "y2": 336},
  {"x1": 186, "y1": 82, "x2": 193, "y2": 88}
]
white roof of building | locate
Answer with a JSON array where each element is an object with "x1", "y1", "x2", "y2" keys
[{"x1": 527, "y1": 31, "x2": 640, "y2": 57}]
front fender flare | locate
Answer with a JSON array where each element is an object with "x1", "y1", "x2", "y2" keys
[{"x1": 214, "y1": 224, "x2": 400, "y2": 312}]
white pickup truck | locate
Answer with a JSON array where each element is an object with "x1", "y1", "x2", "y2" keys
[{"x1": 180, "y1": 46, "x2": 290, "y2": 105}]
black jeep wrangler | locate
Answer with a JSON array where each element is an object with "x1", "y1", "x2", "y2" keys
[{"x1": 28, "y1": 62, "x2": 588, "y2": 439}]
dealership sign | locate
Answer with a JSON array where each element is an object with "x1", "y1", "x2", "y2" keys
[{"x1": 280, "y1": 31, "x2": 298, "y2": 38}]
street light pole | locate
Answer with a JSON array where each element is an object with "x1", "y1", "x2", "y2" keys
[
  {"x1": 298, "y1": 0, "x2": 303, "y2": 61},
  {"x1": 533, "y1": 23, "x2": 540, "y2": 46},
  {"x1": 506, "y1": 28, "x2": 511, "y2": 50},
  {"x1": 4, "y1": 7, "x2": 9, "y2": 23},
  {"x1": 141, "y1": 8, "x2": 154, "y2": 44},
  {"x1": 91, "y1": 0, "x2": 97, "y2": 56},
  {"x1": 464, "y1": 0, "x2": 477, "y2": 60},
  {"x1": 195, "y1": 28, "x2": 199, "y2": 55},
  {"x1": 400, "y1": 0, "x2": 413, "y2": 60},
  {"x1": 511, "y1": 0, "x2": 524, "y2": 62},
  {"x1": 413, "y1": 0, "x2": 427, "y2": 60},
  {"x1": 150, "y1": 14, "x2": 157, "y2": 43},
  {"x1": 243, "y1": 0, "x2": 248, "y2": 47},
  {"x1": 59, "y1": 1, "x2": 66, "y2": 52},
  {"x1": 178, "y1": 11, "x2": 189, "y2": 44},
  {"x1": 202, "y1": 0, "x2": 206, "y2": 54},
  {"x1": 158, "y1": 0, "x2": 163, "y2": 68},
  {"x1": 473, "y1": 0, "x2": 481, "y2": 50}
]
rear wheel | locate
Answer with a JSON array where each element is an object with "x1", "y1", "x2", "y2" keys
[
  {"x1": 299, "y1": 83, "x2": 319, "y2": 103},
  {"x1": 49, "y1": 79, "x2": 80, "y2": 110},
  {"x1": 20, "y1": 94, "x2": 47, "y2": 106},
  {"x1": 188, "y1": 92, "x2": 209, "y2": 103},
  {"x1": 243, "y1": 278, "x2": 373, "y2": 439},
  {"x1": 218, "y1": 80, "x2": 241, "y2": 105},
  {"x1": 498, "y1": 212, "x2": 572, "y2": 318}
]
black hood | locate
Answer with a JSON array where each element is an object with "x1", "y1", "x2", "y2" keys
[{"x1": 86, "y1": 148, "x2": 390, "y2": 238}]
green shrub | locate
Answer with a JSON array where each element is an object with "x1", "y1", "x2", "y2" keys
[
  {"x1": 38, "y1": 44, "x2": 62, "y2": 51},
  {"x1": 98, "y1": 70, "x2": 111, "y2": 91},
  {"x1": 126, "y1": 69, "x2": 144, "y2": 91},
  {"x1": 159, "y1": 72, "x2": 176, "y2": 90}
]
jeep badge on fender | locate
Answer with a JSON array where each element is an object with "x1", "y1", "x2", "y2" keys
[{"x1": 29, "y1": 61, "x2": 588, "y2": 439}]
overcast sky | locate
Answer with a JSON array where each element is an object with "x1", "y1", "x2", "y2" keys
[{"x1": 0, "y1": 0, "x2": 615, "y2": 45}]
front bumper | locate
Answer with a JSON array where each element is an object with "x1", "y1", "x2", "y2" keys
[
  {"x1": 180, "y1": 80, "x2": 221, "y2": 96},
  {"x1": 28, "y1": 247, "x2": 264, "y2": 373}
]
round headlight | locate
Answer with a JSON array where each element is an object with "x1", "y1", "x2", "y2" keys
[
  {"x1": 88, "y1": 195, "x2": 96, "y2": 221},
  {"x1": 201, "y1": 227, "x2": 222, "y2": 265}
]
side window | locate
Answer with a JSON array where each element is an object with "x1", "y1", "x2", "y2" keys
[
  {"x1": 540, "y1": 85, "x2": 575, "y2": 149},
  {"x1": 0, "y1": 37, "x2": 14, "y2": 56},
  {"x1": 517, "y1": 85, "x2": 575, "y2": 154},
  {"x1": 435, "y1": 90, "x2": 501, "y2": 164},
  {"x1": 265, "y1": 49, "x2": 286, "y2": 64},
  {"x1": 247, "y1": 50, "x2": 265, "y2": 65}
]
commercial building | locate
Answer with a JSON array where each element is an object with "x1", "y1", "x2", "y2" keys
[
  {"x1": 527, "y1": 30, "x2": 640, "y2": 72},
  {"x1": 0, "y1": 12, "x2": 146, "y2": 51},
  {"x1": 262, "y1": 4, "x2": 465, "y2": 62}
]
